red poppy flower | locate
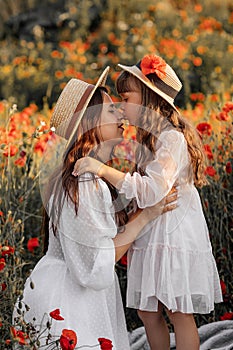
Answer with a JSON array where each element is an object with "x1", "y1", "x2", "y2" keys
[
  {"x1": 192, "y1": 57, "x2": 202, "y2": 67},
  {"x1": 222, "y1": 101, "x2": 233, "y2": 113},
  {"x1": 220, "y1": 280, "x2": 227, "y2": 295},
  {"x1": 190, "y1": 92, "x2": 205, "y2": 101},
  {"x1": 49, "y1": 309, "x2": 64, "y2": 321},
  {"x1": 3, "y1": 144, "x2": 18, "y2": 157},
  {"x1": 10, "y1": 327, "x2": 29, "y2": 345},
  {"x1": 98, "y1": 338, "x2": 113, "y2": 350},
  {"x1": 220, "y1": 312, "x2": 233, "y2": 321},
  {"x1": 20, "y1": 150, "x2": 26, "y2": 157},
  {"x1": 27, "y1": 237, "x2": 40, "y2": 252},
  {"x1": 119, "y1": 253, "x2": 128, "y2": 266},
  {"x1": 216, "y1": 111, "x2": 230, "y2": 121},
  {"x1": 14, "y1": 156, "x2": 26, "y2": 167},
  {"x1": 205, "y1": 166, "x2": 216, "y2": 177},
  {"x1": 1, "y1": 245, "x2": 15, "y2": 257},
  {"x1": 203, "y1": 144, "x2": 213, "y2": 159},
  {"x1": 226, "y1": 161, "x2": 232, "y2": 174},
  {"x1": 196, "y1": 122, "x2": 212, "y2": 136},
  {"x1": 34, "y1": 140, "x2": 47, "y2": 154},
  {"x1": 60, "y1": 329, "x2": 77, "y2": 350},
  {"x1": 1, "y1": 282, "x2": 7, "y2": 291},
  {"x1": 140, "y1": 54, "x2": 166, "y2": 79},
  {"x1": 0, "y1": 258, "x2": 6, "y2": 271}
]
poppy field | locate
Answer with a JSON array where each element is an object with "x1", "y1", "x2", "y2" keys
[{"x1": 0, "y1": 0, "x2": 233, "y2": 348}]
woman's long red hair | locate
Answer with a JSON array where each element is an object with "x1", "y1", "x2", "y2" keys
[{"x1": 42, "y1": 87, "x2": 128, "y2": 253}]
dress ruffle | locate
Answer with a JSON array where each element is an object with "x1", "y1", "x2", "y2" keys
[{"x1": 127, "y1": 244, "x2": 223, "y2": 313}]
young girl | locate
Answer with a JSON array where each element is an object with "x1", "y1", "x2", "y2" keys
[
  {"x1": 73, "y1": 55, "x2": 223, "y2": 350},
  {"x1": 14, "y1": 67, "x2": 176, "y2": 349}
]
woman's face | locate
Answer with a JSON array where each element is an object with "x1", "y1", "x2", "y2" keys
[
  {"x1": 119, "y1": 90, "x2": 142, "y2": 125},
  {"x1": 99, "y1": 93, "x2": 124, "y2": 145}
]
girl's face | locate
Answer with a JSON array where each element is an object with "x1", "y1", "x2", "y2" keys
[
  {"x1": 99, "y1": 93, "x2": 124, "y2": 145},
  {"x1": 119, "y1": 90, "x2": 142, "y2": 125}
]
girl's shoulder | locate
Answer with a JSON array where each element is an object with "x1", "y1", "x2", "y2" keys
[{"x1": 158, "y1": 128, "x2": 185, "y2": 146}]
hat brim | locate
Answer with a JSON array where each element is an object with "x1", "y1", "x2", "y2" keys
[
  {"x1": 65, "y1": 66, "x2": 110, "y2": 150},
  {"x1": 117, "y1": 64, "x2": 180, "y2": 114}
]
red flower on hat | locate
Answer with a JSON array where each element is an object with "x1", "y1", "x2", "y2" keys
[
  {"x1": 98, "y1": 338, "x2": 113, "y2": 349},
  {"x1": 140, "y1": 54, "x2": 166, "y2": 79},
  {"x1": 49, "y1": 309, "x2": 64, "y2": 321},
  {"x1": 60, "y1": 329, "x2": 77, "y2": 350}
]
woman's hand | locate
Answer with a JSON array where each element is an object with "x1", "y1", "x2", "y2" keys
[
  {"x1": 130, "y1": 187, "x2": 178, "y2": 223},
  {"x1": 72, "y1": 157, "x2": 104, "y2": 177},
  {"x1": 114, "y1": 187, "x2": 178, "y2": 260},
  {"x1": 145, "y1": 188, "x2": 178, "y2": 219}
]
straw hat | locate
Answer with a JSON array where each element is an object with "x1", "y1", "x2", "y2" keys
[
  {"x1": 50, "y1": 66, "x2": 110, "y2": 146},
  {"x1": 118, "y1": 54, "x2": 182, "y2": 113}
]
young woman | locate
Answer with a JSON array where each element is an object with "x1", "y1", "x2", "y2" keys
[
  {"x1": 73, "y1": 56, "x2": 223, "y2": 350},
  {"x1": 13, "y1": 67, "x2": 176, "y2": 349}
]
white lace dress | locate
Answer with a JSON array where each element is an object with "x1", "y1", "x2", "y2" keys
[
  {"x1": 14, "y1": 175, "x2": 130, "y2": 349},
  {"x1": 120, "y1": 129, "x2": 222, "y2": 313}
]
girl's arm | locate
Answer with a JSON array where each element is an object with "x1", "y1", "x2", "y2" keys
[
  {"x1": 72, "y1": 157, "x2": 125, "y2": 190},
  {"x1": 72, "y1": 130, "x2": 183, "y2": 208}
]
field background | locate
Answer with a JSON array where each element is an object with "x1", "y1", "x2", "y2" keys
[{"x1": 0, "y1": 0, "x2": 232, "y2": 347}]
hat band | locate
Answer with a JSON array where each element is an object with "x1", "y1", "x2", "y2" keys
[
  {"x1": 135, "y1": 62, "x2": 178, "y2": 99},
  {"x1": 65, "y1": 84, "x2": 95, "y2": 139},
  {"x1": 149, "y1": 74, "x2": 178, "y2": 99}
]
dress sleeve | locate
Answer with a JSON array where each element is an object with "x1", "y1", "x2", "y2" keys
[
  {"x1": 57, "y1": 176, "x2": 117, "y2": 290},
  {"x1": 120, "y1": 130, "x2": 187, "y2": 208}
]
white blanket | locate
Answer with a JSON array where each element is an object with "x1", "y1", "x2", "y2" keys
[{"x1": 128, "y1": 321, "x2": 233, "y2": 350}]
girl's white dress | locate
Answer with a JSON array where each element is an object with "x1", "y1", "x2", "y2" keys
[
  {"x1": 14, "y1": 175, "x2": 130, "y2": 349},
  {"x1": 120, "y1": 129, "x2": 223, "y2": 313}
]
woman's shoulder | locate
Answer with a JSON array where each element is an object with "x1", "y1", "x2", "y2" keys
[
  {"x1": 79, "y1": 172, "x2": 108, "y2": 188},
  {"x1": 78, "y1": 173, "x2": 112, "y2": 201}
]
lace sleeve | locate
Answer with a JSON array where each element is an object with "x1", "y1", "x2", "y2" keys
[
  {"x1": 120, "y1": 130, "x2": 187, "y2": 208},
  {"x1": 58, "y1": 176, "x2": 116, "y2": 290}
]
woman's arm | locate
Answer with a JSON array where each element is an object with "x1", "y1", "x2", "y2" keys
[
  {"x1": 72, "y1": 157, "x2": 125, "y2": 190},
  {"x1": 113, "y1": 191, "x2": 177, "y2": 262},
  {"x1": 59, "y1": 175, "x2": 177, "y2": 288}
]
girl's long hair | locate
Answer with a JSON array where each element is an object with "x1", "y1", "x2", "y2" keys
[
  {"x1": 42, "y1": 87, "x2": 128, "y2": 253},
  {"x1": 116, "y1": 71, "x2": 208, "y2": 187}
]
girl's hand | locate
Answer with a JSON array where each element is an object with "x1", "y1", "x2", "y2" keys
[{"x1": 72, "y1": 157, "x2": 104, "y2": 177}]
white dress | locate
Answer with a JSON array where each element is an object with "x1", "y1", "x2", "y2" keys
[
  {"x1": 120, "y1": 129, "x2": 223, "y2": 313},
  {"x1": 14, "y1": 174, "x2": 130, "y2": 349}
]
